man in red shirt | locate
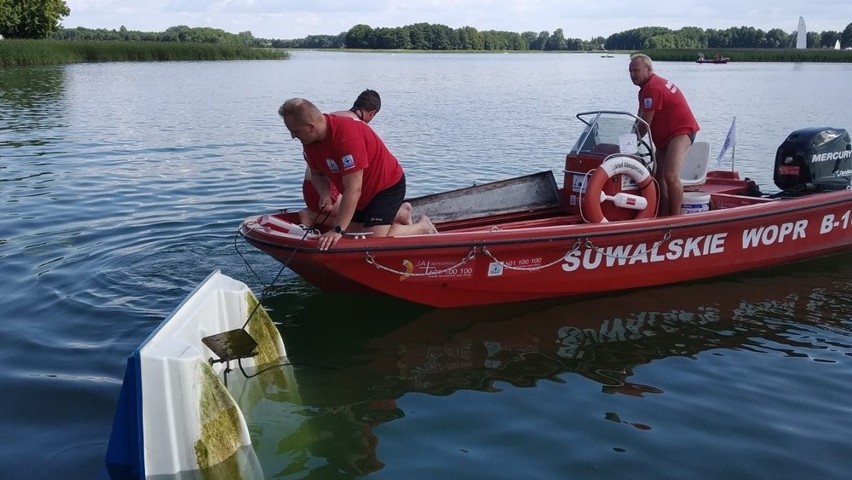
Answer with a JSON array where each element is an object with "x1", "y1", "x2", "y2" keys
[
  {"x1": 279, "y1": 98, "x2": 436, "y2": 250},
  {"x1": 629, "y1": 53, "x2": 700, "y2": 216},
  {"x1": 298, "y1": 89, "x2": 412, "y2": 228}
]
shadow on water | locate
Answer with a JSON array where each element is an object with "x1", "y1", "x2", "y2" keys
[{"x1": 243, "y1": 253, "x2": 852, "y2": 477}]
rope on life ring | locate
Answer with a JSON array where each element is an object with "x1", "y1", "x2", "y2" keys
[{"x1": 581, "y1": 154, "x2": 658, "y2": 223}]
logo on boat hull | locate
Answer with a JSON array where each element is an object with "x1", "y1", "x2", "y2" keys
[{"x1": 399, "y1": 259, "x2": 414, "y2": 281}]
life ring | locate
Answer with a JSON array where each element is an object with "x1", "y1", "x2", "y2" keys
[{"x1": 581, "y1": 155, "x2": 657, "y2": 223}]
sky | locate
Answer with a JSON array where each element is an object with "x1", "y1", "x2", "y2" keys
[{"x1": 62, "y1": 1, "x2": 851, "y2": 41}]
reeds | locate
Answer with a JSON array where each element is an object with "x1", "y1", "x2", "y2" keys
[{"x1": 0, "y1": 40, "x2": 288, "y2": 66}]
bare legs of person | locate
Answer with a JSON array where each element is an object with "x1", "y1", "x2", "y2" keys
[
  {"x1": 384, "y1": 215, "x2": 438, "y2": 236},
  {"x1": 346, "y1": 203, "x2": 437, "y2": 238},
  {"x1": 302, "y1": 201, "x2": 414, "y2": 229},
  {"x1": 655, "y1": 135, "x2": 692, "y2": 216},
  {"x1": 390, "y1": 202, "x2": 438, "y2": 235},
  {"x1": 298, "y1": 207, "x2": 336, "y2": 228},
  {"x1": 394, "y1": 202, "x2": 413, "y2": 225},
  {"x1": 297, "y1": 208, "x2": 313, "y2": 227}
]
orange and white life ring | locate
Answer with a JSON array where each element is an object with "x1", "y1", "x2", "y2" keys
[{"x1": 581, "y1": 155, "x2": 658, "y2": 223}]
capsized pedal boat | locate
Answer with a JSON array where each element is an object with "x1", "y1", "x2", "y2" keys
[
  {"x1": 103, "y1": 271, "x2": 293, "y2": 479},
  {"x1": 239, "y1": 111, "x2": 852, "y2": 308}
]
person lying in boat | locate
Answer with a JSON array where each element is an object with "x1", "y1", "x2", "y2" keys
[
  {"x1": 298, "y1": 89, "x2": 414, "y2": 229},
  {"x1": 280, "y1": 98, "x2": 437, "y2": 250}
]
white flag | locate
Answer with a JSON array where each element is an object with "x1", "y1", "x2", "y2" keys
[{"x1": 716, "y1": 117, "x2": 737, "y2": 163}]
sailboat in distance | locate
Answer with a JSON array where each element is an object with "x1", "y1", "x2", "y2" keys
[{"x1": 796, "y1": 16, "x2": 807, "y2": 49}]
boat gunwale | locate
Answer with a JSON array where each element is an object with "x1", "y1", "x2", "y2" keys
[{"x1": 239, "y1": 189, "x2": 852, "y2": 255}]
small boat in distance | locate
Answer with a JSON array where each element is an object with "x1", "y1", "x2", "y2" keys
[
  {"x1": 239, "y1": 111, "x2": 852, "y2": 308},
  {"x1": 697, "y1": 53, "x2": 730, "y2": 64}
]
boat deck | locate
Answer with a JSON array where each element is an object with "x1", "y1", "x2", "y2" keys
[{"x1": 432, "y1": 170, "x2": 768, "y2": 233}]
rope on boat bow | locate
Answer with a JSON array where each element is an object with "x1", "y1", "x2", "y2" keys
[
  {"x1": 235, "y1": 208, "x2": 331, "y2": 299},
  {"x1": 482, "y1": 240, "x2": 583, "y2": 271},
  {"x1": 365, "y1": 247, "x2": 477, "y2": 276},
  {"x1": 222, "y1": 209, "x2": 342, "y2": 378}
]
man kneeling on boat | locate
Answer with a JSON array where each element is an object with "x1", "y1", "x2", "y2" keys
[{"x1": 279, "y1": 98, "x2": 437, "y2": 251}]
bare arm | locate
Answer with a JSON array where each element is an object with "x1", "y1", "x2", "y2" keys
[
  {"x1": 317, "y1": 170, "x2": 363, "y2": 250},
  {"x1": 335, "y1": 170, "x2": 363, "y2": 232},
  {"x1": 309, "y1": 168, "x2": 334, "y2": 211},
  {"x1": 635, "y1": 109, "x2": 654, "y2": 137}
]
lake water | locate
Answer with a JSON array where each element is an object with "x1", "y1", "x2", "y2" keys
[{"x1": 2, "y1": 51, "x2": 852, "y2": 479}]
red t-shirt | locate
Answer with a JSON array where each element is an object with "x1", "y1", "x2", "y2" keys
[
  {"x1": 303, "y1": 115, "x2": 403, "y2": 210},
  {"x1": 638, "y1": 73, "x2": 700, "y2": 149}
]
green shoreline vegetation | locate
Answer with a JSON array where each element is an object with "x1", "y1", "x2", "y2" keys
[
  {"x1": 4, "y1": 39, "x2": 851, "y2": 68},
  {"x1": 0, "y1": 39, "x2": 287, "y2": 66},
  {"x1": 1, "y1": 3, "x2": 850, "y2": 67}
]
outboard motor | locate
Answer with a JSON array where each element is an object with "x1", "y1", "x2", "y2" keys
[{"x1": 774, "y1": 127, "x2": 852, "y2": 193}]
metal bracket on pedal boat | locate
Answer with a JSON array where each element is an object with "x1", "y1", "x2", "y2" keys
[
  {"x1": 364, "y1": 247, "x2": 477, "y2": 277},
  {"x1": 583, "y1": 230, "x2": 672, "y2": 259},
  {"x1": 481, "y1": 240, "x2": 583, "y2": 271}
]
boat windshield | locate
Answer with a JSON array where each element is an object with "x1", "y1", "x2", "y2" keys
[{"x1": 569, "y1": 111, "x2": 654, "y2": 163}]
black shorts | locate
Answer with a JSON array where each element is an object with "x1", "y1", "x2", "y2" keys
[{"x1": 353, "y1": 175, "x2": 406, "y2": 227}]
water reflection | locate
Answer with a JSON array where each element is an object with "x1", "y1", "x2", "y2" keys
[
  {"x1": 245, "y1": 256, "x2": 852, "y2": 476},
  {"x1": 0, "y1": 65, "x2": 67, "y2": 219},
  {"x1": 0, "y1": 65, "x2": 67, "y2": 137}
]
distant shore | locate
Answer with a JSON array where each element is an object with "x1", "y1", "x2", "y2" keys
[
  {"x1": 291, "y1": 47, "x2": 852, "y2": 63},
  {"x1": 3, "y1": 40, "x2": 850, "y2": 66},
  {"x1": 0, "y1": 40, "x2": 288, "y2": 67},
  {"x1": 627, "y1": 48, "x2": 852, "y2": 63}
]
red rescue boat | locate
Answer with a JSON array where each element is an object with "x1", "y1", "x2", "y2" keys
[{"x1": 239, "y1": 111, "x2": 852, "y2": 308}]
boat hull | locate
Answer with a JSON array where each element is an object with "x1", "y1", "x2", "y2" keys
[
  {"x1": 104, "y1": 271, "x2": 288, "y2": 479},
  {"x1": 240, "y1": 189, "x2": 852, "y2": 307}
]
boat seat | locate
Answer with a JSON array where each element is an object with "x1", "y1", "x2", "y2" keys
[{"x1": 680, "y1": 140, "x2": 711, "y2": 187}]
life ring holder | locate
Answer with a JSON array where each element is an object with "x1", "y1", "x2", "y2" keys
[{"x1": 580, "y1": 154, "x2": 658, "y2": 223}]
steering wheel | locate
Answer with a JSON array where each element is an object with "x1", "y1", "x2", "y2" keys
[{"x1": 636, "y1": 138, "x2": 655, "y2": 172}]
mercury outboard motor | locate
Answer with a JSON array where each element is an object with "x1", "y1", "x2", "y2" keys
[{"x1": 774, "y1": 127, "x2": 852, "y2": 193}]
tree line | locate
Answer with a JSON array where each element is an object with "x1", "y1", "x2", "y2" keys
[
  {"x1": 52, "y1": 25, "x2": 264, "y2": 48},
  {"x1": 283, "y1": 23, "x2": 852, "y2": 51},
  {"x1": 43, "y1": 23, "x2": 852, "y2": 52},
  {"x1": 606, "y1": 25, "x2": 852, "y2": 50}
]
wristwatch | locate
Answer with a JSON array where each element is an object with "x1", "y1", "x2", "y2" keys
[{"x1": 332, "y1": 225, "x2": 346, "y2": 235}]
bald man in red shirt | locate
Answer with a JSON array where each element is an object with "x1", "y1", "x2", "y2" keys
[
  {"x1": 629, "y1": 53, "x2": 700, "y2": 216},
  {"x1": 280, "y1": 98, "x2": 436, "y2": 250}
]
